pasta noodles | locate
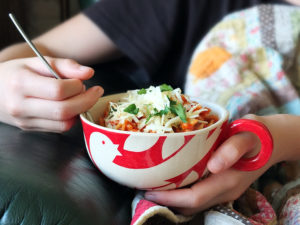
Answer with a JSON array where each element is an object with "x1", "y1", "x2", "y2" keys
[{"x1": 99, "y1": 85, "x2": 218, "y2": 133}]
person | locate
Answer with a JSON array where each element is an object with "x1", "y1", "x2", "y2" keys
[{"x1": 1, "y1": 0, "x2": 300, "y2": 221}]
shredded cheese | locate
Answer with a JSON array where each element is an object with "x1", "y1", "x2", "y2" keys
[{"x1": 102, "y1": 85, "x2": 216, "y2": 133}]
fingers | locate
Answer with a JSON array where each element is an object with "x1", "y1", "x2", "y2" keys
[
  {"x1": 145, "y1": 171, "x2": 240, "y2": 215},
  {"x1": 20, "y1": 86, "x2": 103, "y2": 120},
  {"x1": 8, "y1": 57, "x2": 95, "y2": 100},
  {"x1": 0, "y1": 57, "x2": 101, "y2": 132},
  {"x1": 207, "y1": 132, "x2": 259, "y2": 173},
  {"x1": 12, "y1": 69, "x2": 85, "y2": 100},
  {"x1": 5, "y1": 86, "x2": 103, "y2": 132},
  {"x1": 145, "y1": 169, "x2": 263, "y2": 216},
  {"x1": 14, "y1": 117, "x2": 77, "y2": 133},
  {"x1": 23, "y1": 57, "x2": 94, "y2": 80}
]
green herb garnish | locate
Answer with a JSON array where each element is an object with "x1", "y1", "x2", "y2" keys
[
  {"x1": 169, "y1": 99, "x2": 177, "y2": 106},
  {"x1": 170, "y1": 103, "x2": 187, "y2": 123},
  {"x1": 124, "y1": 104, "x2": 139, "y2": 115},
  {"x1": 145, "y1": 114, "x2": 153, "y2": 123},
  {"x1": 145, "y1": 106, "x2": 170, "y2": 124},
  {"x1": 160, "y1": 84, "x2": 173, "y2": 92},
  {"x1": 154, "y1": 107, "x2": 169, "y2": 116},
  {"x1": 137, "y1": 88, "x2": 147, "y2": 95}
]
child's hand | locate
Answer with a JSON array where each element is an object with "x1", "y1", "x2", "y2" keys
[
  {"x1": 145, "y1": 166, "x2": 267, "y2": 215},
  {"x1": 207, "y1": 130, "x2": 260, "y2": 174},
  {"x1": 145, "y1": 115, "x2": 279, "y2": 215},
  {"x1": 0, "y1": 57, "x2": 103, "y2": 132}
]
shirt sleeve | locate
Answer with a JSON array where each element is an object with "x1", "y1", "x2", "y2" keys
[{"x1": 83, "y1": 0, "x2": 181, "y2": 75}]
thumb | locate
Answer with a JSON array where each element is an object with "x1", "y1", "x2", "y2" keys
[
  {"x1": 26, "y1": 57, "x2": 95, "y2": 80},
  {"x1": 207, "y1": 132, "x2": 259, "y2": 174}
]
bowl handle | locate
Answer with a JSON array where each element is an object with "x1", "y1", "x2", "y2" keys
[{"x1": 226, "y1": 119, "x2": 273, "y2": 171}]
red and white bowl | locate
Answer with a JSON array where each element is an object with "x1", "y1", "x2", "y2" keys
[{"x1": 80, "y1": 93, "x2": 273, "y2": 190}]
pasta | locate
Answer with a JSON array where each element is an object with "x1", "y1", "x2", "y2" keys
[{"x1": 99, "y1": 85, "x2": 218, "y2": 133}]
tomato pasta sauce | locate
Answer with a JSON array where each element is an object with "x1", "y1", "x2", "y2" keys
[{"x1": 99, "y1": 85, "x2": 218, "y2": 133}]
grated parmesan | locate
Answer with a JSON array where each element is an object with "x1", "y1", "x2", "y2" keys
[{"x1": 102, "y1": 85, "x2": 215, "y2": 133}]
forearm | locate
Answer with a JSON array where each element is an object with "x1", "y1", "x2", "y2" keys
[
  {"x1": 0, "y1": 13, "x2": 121, "y2": 65},
  {"x1": 258, "y1": 114, "x2": 300, "y2": 163},
  {"x1": 0, "y1": 42, "x2": 53, "y2": 62},
  {"x1": 33, "y1": 13, "x2": 121, "y2": 65}
]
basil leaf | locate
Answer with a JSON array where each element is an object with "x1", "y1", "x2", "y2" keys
[
  {"x1": 146, "y1": 106, "x2": 170, "y2": 124},
  {"x1": 167, "y1": 96, "x2": 177, "y2": 106},
  {"x1": 170, "y1": 103, "x2": 187, "y2": 123},
  {"x1": 160, "y1": 84, "x2": 173, "y2": 92},
  {"x1": 157, "y1": 107, "x2": 169, "y2": 116},
  {"x1": 152, "y1": 107, "x2": 170, "y2": 117},
  {"x1": 170, "y1": 99, "x2": 177, "y2": 106},
  {"x1": 145, "y1": 114, "x2": 153, "y2": 124},
  {"x1": 124, "y1": 104, "x2": 139, "y2": 115},
  {"x1": 137, "y1": 88, "x2": 147, "y2": 95}
]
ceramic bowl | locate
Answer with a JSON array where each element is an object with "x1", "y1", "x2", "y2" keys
[{"x1": 80, "y1": 93, "x2": 273, "y2": 190}]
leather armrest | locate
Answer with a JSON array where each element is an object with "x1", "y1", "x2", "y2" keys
[{"x1": 0, "y1": 122, "x2": 134, "y2": 225}]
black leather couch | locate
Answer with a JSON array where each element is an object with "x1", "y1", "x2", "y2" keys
[{"x1": 0, "y1": 113, "x2": 137, "y2": 225}]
